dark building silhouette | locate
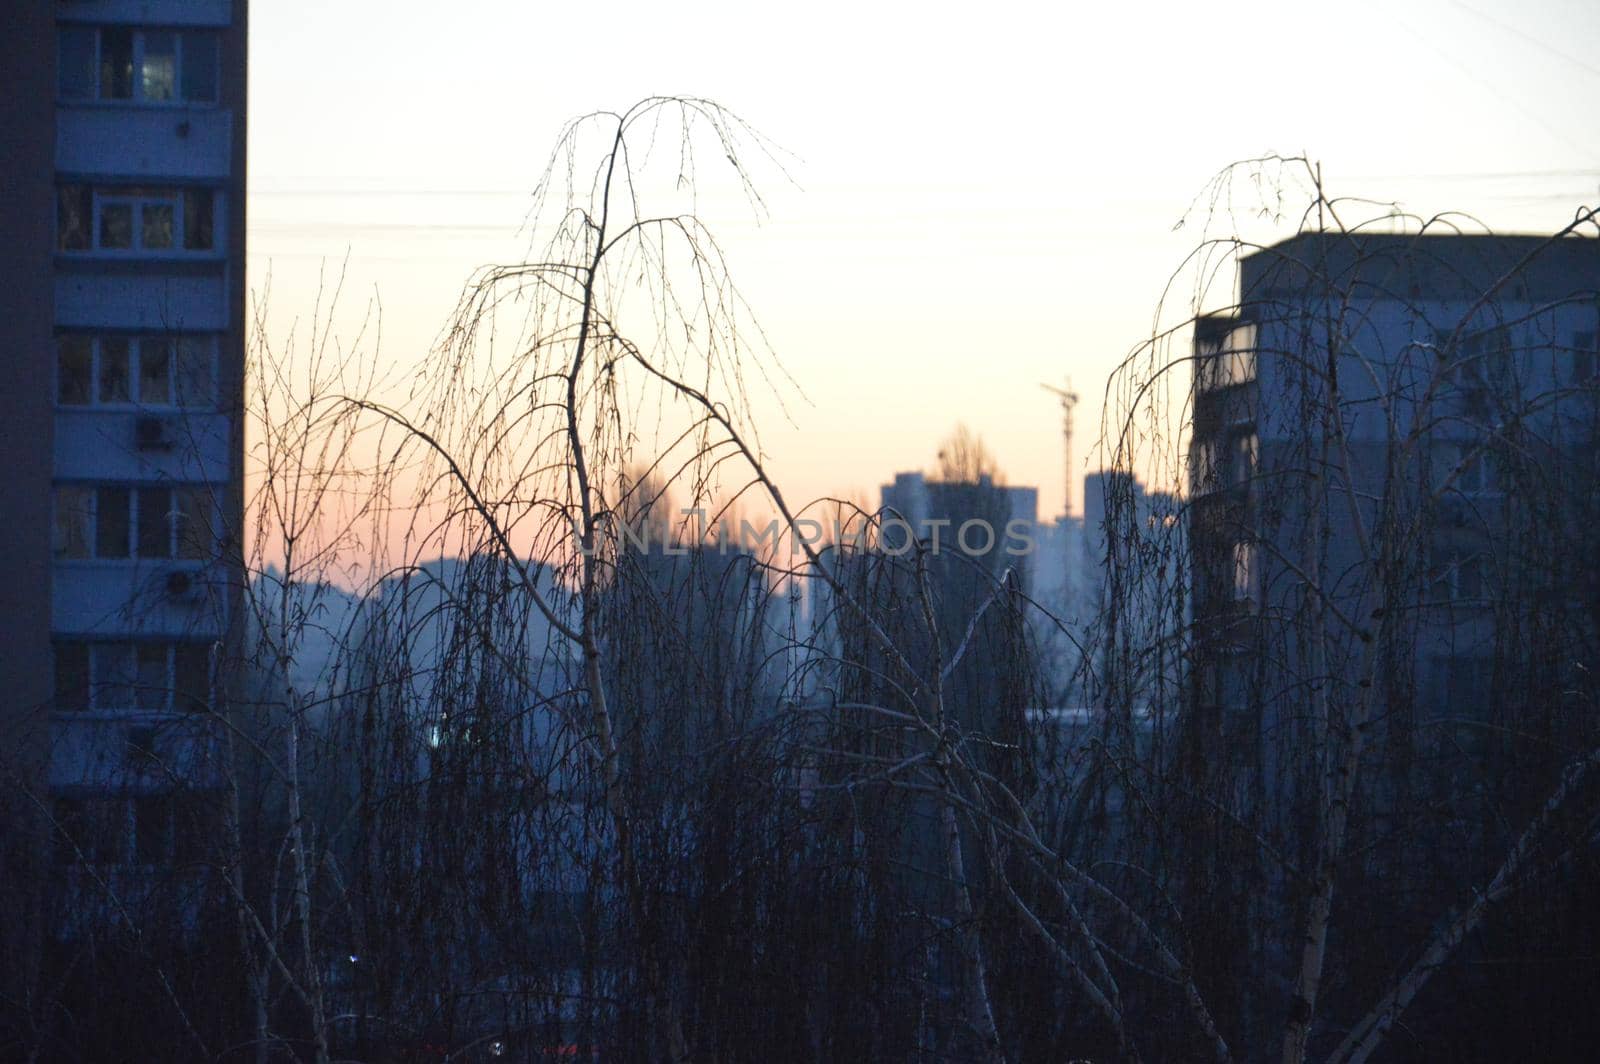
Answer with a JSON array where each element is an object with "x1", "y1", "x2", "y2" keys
[
  {"x1": 0, "y1": 1, "x2": 248, "y2": 1049},
  {"x1": 1184, "y1": 231, "x2": 1600, "y2": 1053}
]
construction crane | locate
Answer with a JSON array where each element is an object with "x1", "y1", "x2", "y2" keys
[{"x1": 1040, "y1": 379, "x2": 1080, "y2": 520}]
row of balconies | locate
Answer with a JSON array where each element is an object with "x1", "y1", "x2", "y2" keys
[
  {"x1": 49, "y1": 1, "x2": 237, "y2": 634},
  {"x1": 44, "y1": 3, "x2": 236, "y2": 904}
]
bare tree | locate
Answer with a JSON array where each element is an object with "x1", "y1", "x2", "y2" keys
[
  {"x1": 22, "y1": 108, "x2": 1600, "y2": 1064},
  {"x1": 1094, "y1": 158, "x2": 1600, "y2": 1062}
]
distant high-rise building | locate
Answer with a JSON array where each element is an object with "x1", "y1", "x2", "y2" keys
[
  {"x1": 875, "y1": 467, "x2": 1040, "y2": 724},
  {"x1": 1077, "y1": 469, "x2": 1184, "y2": 710},
  {"x1": 879, "y1": 470, "x2": 1037, "y2": 561},
  {"x1": 1028, "y1": 510, "x2": 1084, "y2": 703},
  {"x1": 1, "y1": 1, "x2": 247, "y2": 939}
]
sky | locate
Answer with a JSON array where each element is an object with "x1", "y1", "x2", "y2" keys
[{"x1": 248, "y1": 0, "x2": 1600, "y2": 524}]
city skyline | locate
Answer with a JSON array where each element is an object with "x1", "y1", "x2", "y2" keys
[{"x1": 6, "y1": 2, "x2": 1600, "y2": 1057}]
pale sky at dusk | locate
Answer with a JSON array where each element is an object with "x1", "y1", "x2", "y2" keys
[{"x1": 248, "y1": 0, "x2": 1600, "y2": 522}]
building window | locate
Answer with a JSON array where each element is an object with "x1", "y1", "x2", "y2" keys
[
  {"x1": 96, "y1": 487, "x2": 131, "y2": 557},
  {"x1": 52, "y1": 640, "x2": 213, "y2": 713},
  {"x1": 54, "y1": 798, "x2": 128, "y2": 865},
  {"x1": 57, "y1": 185, "x2": 216, "y2": 254},
  {"x1": 54, "y1": 642, "x2": 91, "y2": 711},
  {"x1": 1438, "y1": 441, "x2": 1496, "y2": 496},
  {"x1": 57, "y1": 26, "x2": 219, "y2": 105},
  {"x1": 58, "y1": 334, "x2": 217, "y2": 410},
  {"x1": 1193, "y1": 429, "x2": 1257, "y2": 496},
  {"x1": 1572, "y1": 331, "x2": 1596, "y2": 385},
  {"x1": 127, "y1": 724, "x2": 161, "y2": 774},
  {"x1": 100, "y1": 27, "x2": 134, "y2": 99},
  {"x1": 1459, "y1": 324, "x2": 1515, "y2": 387},
  {"x1": 134, "y1": 794, "x2": 173, "y2": 863},
  {"x1": 1433, "y1": 656, "x2": 1491, "y2": 713},
  {"x1": 136, "y1": 792, "x2": 211, "y2": 865},
  {"x1": 1226, "y1": 429, "x2": 1258, "y2": 490},
  {"x1": 1197, "y1": 324, "x2": 1258, "y2": 393},
  {"x1": 1459, "y1": 448, "x2": 1487, "y2": 495},
  {"x1": 92, "y1": 643, "x2": 137, "y2": 708},
  {"x1": 1231, "y1": 540, "x2": 1258, "y2": 604},
  {"x1": 55, "y1": 793, "x2": 209, "y2": 868},
  {"x1": 1430, "y1": 543, "x2": 1487, "y2": 602},
  {"x1": 1426, "y1": 655, "x2": 1495, "y2": 758},
  {"x1": 53, "y1": 484, "x2": 219, "y2": 561},
  {"x1": 58, "y1": 27, "x2": 98, "y2": 99}
]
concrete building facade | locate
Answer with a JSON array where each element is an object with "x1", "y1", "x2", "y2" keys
[
  {"x1": 1173, "y1": 231, "x2": 1600, "y2": 1051},
  {"x1": 1, "y1": 0, "x2": 247, "y2": 937},
  {"x1": 1188, "y1": 233, "x2": 1599, "y2": 767}
]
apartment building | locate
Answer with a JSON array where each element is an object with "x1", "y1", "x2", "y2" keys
[
  {"x1": 1188, "y1": 233, "x2": 1599, "y2": 765},
  {"x1": 0, "y1": 1, "x2": 247, "y2": 938},
  {"x1": 1174, "y1": 230, "x2": 1600, "y2": 1048}
]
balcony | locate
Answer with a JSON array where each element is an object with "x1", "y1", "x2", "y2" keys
[
  {"x1": 55, "y1": 408, "x2": 231, "y2": 483},
  {"x1": 50, "y1": 714, "x2": 224, "y2": 794},
  {"x1": 53, "y1": 560, "x2": 229, "y2": 640},
  {"x1": 57, "y1": 104, "x2": 233, "y2": 181},
  {"x1": 56, "y1": 268, "x2": 229, "y2": 331},
  {"x1": 56, "y1": 1, "x2": 233, "y2": 28}
]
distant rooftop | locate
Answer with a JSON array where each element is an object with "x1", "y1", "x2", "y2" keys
[{"x1": 1240, "y1": 230, "x2": 1600, "y2": 307}]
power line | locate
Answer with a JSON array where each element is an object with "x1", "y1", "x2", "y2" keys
[
  {"x1": 249, "y1": 222, "x2": 519, "y2": 235},
  {"x1": 1390, "y1": 12, "x2": 1596, "y2": 160},
  {"x1": 249, "y1": 187, "x2": 532, "y2": 197},
  {"x1": 1449, "y1": 0, "x2": 1600, "y2": 81},
  {"x1": 1340, "y1": 169, "x2": 1599, "y2": 182}
]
